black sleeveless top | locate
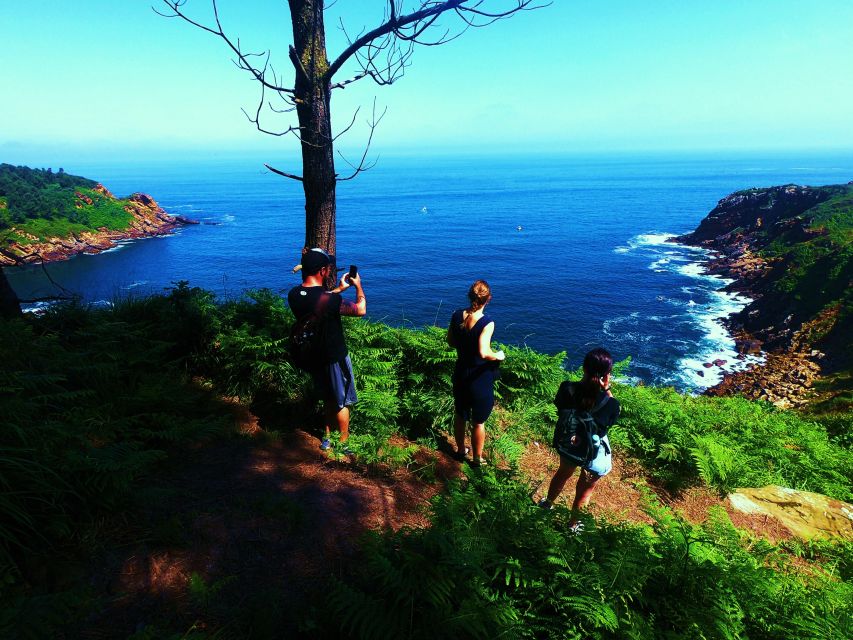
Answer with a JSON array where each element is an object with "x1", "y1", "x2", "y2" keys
[{"x1": 449, "y1": 309, "x2": 493, "y2": 372}]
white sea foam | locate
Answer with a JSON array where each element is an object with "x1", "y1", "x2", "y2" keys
[
  {"x1": 22, "y1": 300, "x2": 57, "y2": 315},
  {"x1": 615, "y1": 231, "x2": 707, "y2": 256},
  {"x1": 96, "y1": 243, "x2": 127, "y2": 255},
  {"x1": 123, "y1": 280, "x2": 149, "y2": 290},
  {"x1": 673, "y1": 287, "x2": 759, "y2": 391},
  {"x1": 633, "y1": 232, "x2": 677, "y2": 246},
  {"x1": 602, "y1": 312, "x2": 653, "y2": 344},
  {"x1": 613, "y1": 231, "x2": 675, "y2": 254},
  {"x1": 617, "y1": 229, "x2": 761, "y2": 393},
  {"x1": 677, "y1": 262, "x2": 706, "y2": 278}
]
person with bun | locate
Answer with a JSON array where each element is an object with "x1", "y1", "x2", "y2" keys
[
  {"x1": 538, "y1": 348, "x2": 620, "y2": 533},
  {"x1": 446, "y1": 280, "x2": 505, "y2": 465}
]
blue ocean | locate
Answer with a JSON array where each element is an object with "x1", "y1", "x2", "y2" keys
[{"x1": 8, "y1": 151, "x2": 853, "y2": 392}]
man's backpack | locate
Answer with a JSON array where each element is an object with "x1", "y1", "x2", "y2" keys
[
  {"x1": 288, "y1": 294, "x2": 330, "y2": 371},
  {"x1": 552, "y1": 395, "x2": 610, "y2": 466}
]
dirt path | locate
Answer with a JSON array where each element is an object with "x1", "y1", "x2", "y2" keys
[
  {"x1": 82, "y1": 405, "x2": 790, "y2": 637},
  {"x1": 519, "y1": 439, "x2": 794, "y2": 541},
  {"x1": 83, "y1": 406, "x2": 461, "y2": 637}
]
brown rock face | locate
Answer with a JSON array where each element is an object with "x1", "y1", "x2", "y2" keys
[
  {"x1": 674, "y1": 185, "x2": 835, "y2": 248},
  {"x1": 672, "y1": 183, "x2": 851, "y2": 409},
  {"x1": 728, "y1": 486, "x2": 853, "y2": 540},
  {"x1": 93, "y1": 183, "x2": 116, "y2": 199},
  {"x1": 735, "y1": 339, "x2": 763, "y2": 355},
  {"x1": 0, "y1": 191, "x2": 195, "y2": 267}
]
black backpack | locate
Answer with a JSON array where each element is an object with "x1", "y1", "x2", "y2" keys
[
  {"x1": 552, "y1": 395, "x2": 610, "y2": 466},
  {"x1": 288, "y1": 294, "x2": 331, "y2": 371}
]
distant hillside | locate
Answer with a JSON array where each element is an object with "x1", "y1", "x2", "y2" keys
[
  {"x1": 0, "y1": 164, "x2": 132, "y2": 238},
  {"x1": 676, "y1": 182, "x2": 853, "y2": 409},
  {"x1": 0, "y1": 163, "x2": 194, "y2": 265}
]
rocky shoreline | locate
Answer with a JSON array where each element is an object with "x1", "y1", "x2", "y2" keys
[
  {"x1": 673, "y1": 183, "x2": 850, "y2": 409},
  {"x1": 0, "y1": 185, "x2": 197, "y2": 266}
]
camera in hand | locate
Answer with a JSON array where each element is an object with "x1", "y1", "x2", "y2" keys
[{"x1": 346, "y1": 264, "x2": 358, "y2": 282}]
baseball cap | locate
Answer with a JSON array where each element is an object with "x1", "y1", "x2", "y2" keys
[{"x1": 300, "y1": 248, "x2": 331, "y2": 273}]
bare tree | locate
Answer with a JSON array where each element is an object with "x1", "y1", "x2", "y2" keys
[
  {"x1": 0, "y1": 268, "x2": 20, "y2": 318},
  {"x1": 0, "y1": 248, "x2": 79, "y2": 318},
  {"x1": 158, "y1": 0, "x2": 543, "y2": 273}
]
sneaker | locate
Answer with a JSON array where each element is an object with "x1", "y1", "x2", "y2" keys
[
  {"x1": 320, "y1": 438, "x2": 332, "y2": 451},
  {"x1": 451, "y1": 447, "x2": 469, "y2": 462},
  {"x1": 568, "y1": 521, "x2": 585, "y2": 535},
  {"x1": 537, "y1": 498, "x2": 553, "y2": 510},
  {"x1": 470, "y1": 457, "x2": 488, "y2": 467}
]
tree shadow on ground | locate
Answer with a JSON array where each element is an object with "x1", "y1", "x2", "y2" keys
[{"x1": 80, "y1": 403, "x2": 452, "y2": 639}]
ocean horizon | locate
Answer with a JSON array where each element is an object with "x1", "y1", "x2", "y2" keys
[{"x1": 7, "y1": 150, "x2": 853, "y2": 392}]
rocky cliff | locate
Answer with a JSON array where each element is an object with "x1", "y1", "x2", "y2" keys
[
  {"x1": 0, "y1": 184, "x2": 196, "y2": 266},
  {"x1": 674, "y1": 182, "x2": 853, "y2": 409}
]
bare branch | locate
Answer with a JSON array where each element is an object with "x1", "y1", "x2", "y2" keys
[
  {"x1": 336, "y1": 100, "x2": 387, "y2": 182},
  {"x1": 264, "y1": 164, "x2": 304, "y2": 182},
  {"x1": 326, "y1": 1, "x2": 544, "y2": 83},
  {"x1": 0, "y1": 246, "x2": 77, "y2": 299},
  {"x1": 330, "y1": 70, "x2": 372, "y2": 90},
  {"x1": 332, "y1": 107, "x2": 361, "y2": 143},
  {"x1": 158, "y1": 0, "x2": 296, "y2": 95},
  {"x1": 239, "y1": 56, "x2": 302, "y2": 138}
]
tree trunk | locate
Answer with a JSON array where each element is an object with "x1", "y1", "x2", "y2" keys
[
  {"x1": 289, "y1": 0, "x2": 337, "y2": 282},
  {"x1": 0, "y1": 267, "x2": 21, "y2": 318}
]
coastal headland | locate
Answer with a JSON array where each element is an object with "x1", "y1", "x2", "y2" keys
[
  {"x1": 0, "y1": 164, "x2": 196, "y2": 267},
  {"x1": 675, "y1": 182, "x2": 853, "y2": 408}
]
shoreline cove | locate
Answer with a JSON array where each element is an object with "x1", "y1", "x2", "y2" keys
[
  {"x1": 6, "y1": 154, "x2": 852, "y2": 397},
  {"x1": 615, "y1": 232, "x2": 764, "y2": 393},
  {"x1": 0, "y1": 188, "x2": 196, "y2": 267}
]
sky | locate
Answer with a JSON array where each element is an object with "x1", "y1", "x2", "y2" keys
[{"x1": 1, "y1": 0, "x2": 853, "y2": 161}]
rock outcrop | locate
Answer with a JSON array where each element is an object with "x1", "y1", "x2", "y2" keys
[
  {"x1": 674, "y1": 183, "x2": 852, "y2": 409},
  {"x1": 728, "y1": 486, "x2": 853, "y2": 540},
  {"x1": 0, "y1": 185, "x2": 196, "y2": 266}
]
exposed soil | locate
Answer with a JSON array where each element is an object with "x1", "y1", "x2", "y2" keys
[
  {"x1": 518, "y1": 439, "x2": 794, "y2": 542},
  {"x1": 82, "y1": 405, "x2": 460, "y2": 638},
  {"x1": 81, "y1": 404, "x2": 793, "y2": 637}
]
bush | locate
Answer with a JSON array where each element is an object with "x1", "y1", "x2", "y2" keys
[{"x1": 612, "y1": 385, "x2": 853, "y2": 500}]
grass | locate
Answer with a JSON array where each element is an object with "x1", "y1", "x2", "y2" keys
[{"x1": 1, "y1": 187, "x2": 135, "y2": 244}]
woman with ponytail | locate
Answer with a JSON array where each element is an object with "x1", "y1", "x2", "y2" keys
[
  {"x1": 538, "y1": 347, "x2": 620, "y2": 533},
  {"x1": 446, "y1": 280, "x2": 505, "y2": 466}
]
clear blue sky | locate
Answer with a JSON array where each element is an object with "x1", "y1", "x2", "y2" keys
[{"x1": 2, "y1": 0, "x2": 853, "y2": 160}]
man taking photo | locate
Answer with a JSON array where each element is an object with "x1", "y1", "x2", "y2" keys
[{"x1": 287, "y1": 248, "x2": 366, "y2": 452}]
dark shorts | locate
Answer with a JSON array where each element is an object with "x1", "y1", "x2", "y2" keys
[
  {"x1": 453, "y1": 367, "x2": 495, "y2": 424},
  {"x1": 311, "y1": 355, "x2": 358, "y2": 410}
]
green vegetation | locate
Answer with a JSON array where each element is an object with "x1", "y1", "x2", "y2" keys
[
  {"x1": 325, "y1": 476, "x2": 852, "y2": 639},
  {"x1": 0, "y1": 164, "x2": 135, "y2": 243},
  {"x1": 2, "y1": 286, "x2": 851, "y2": 638},
  {"x1": 761, "y1": 185, "x2": 852, "y2": 358},
  {"x1": 614, "y1": 385, "x2": 851, "y2": 498},
  {"x1": 761, "y1": 186, "x2": 852, "y2": 301}
]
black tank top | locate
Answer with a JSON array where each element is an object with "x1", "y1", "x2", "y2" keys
[{"x1": 450, "y1": 309, "x2": 493, "y2": 370}]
